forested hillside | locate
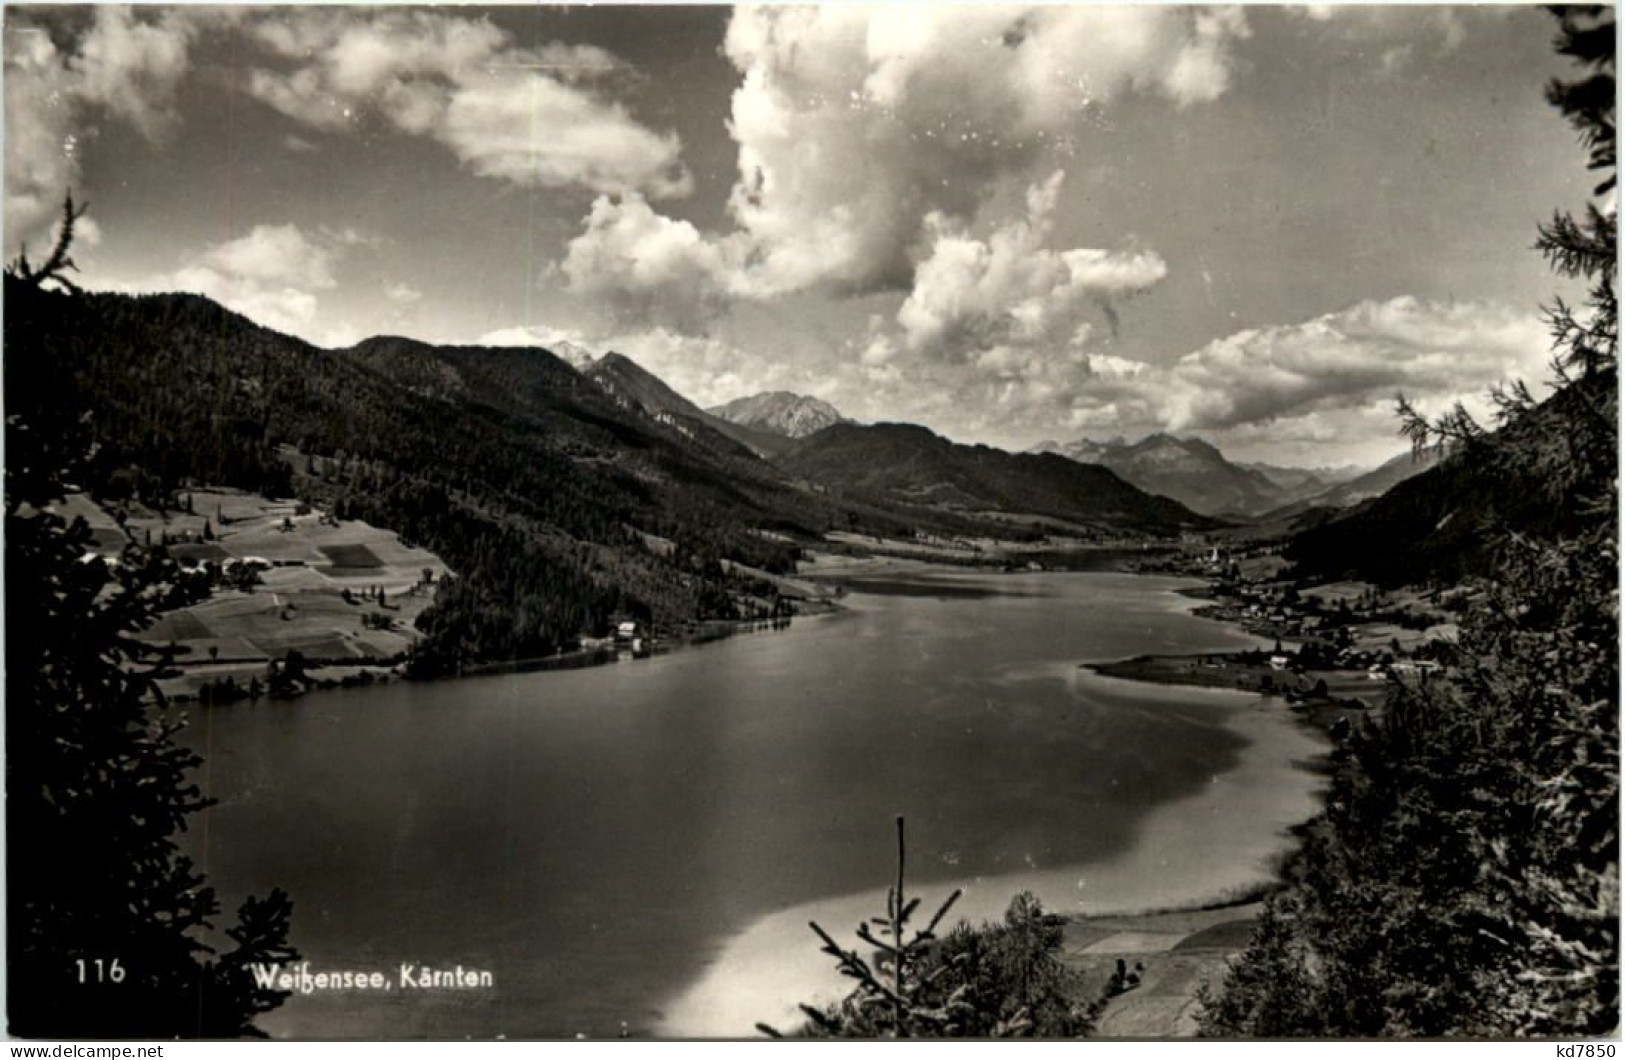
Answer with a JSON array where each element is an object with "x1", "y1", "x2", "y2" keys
[
  {"x1": 1286, "y1": 375, "x2": 1610, "y2": 585},
  {"x1": 779, "y1": 422, "x2": 1212, "y2": 534},
  {"x1": 1201, "y1": 7, "x2": 1617, "y2": 1035},
  {"x1": 4, "y1": 281, "x2": 823, "y2": 672},
  {"x1": 583, "y1": 351, "x2": 793, "y2": 458},
  {"x1": 8, "y1": 266, "x2": 1219, "y2": 672}
]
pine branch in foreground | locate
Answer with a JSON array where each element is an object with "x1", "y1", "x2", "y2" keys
[{"x1": 761, "y1": 816, "x2": 1110, "y2": 1038}]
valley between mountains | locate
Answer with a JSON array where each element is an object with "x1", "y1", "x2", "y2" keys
[{"x1": 8, "y1": 273, "x2": 1478, "y2": 698}]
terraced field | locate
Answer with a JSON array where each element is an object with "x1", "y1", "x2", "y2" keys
[{"x1": 64, "y1": 487, "x2": 453, "y2": 700}]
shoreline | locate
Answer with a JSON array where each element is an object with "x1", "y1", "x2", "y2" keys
[
  {"x1": 1083, "y1": 652, "x2": 1383, "y2": 740},
  {"x1": 195, "y1": 559, "x2": 1328, "y2": 1039},
  {"x1": 170, "y1": 550, "x2": 1186, "y2": 707},
  {"x1": 652, "y1": 567, "x2": 1338, "y2": 1039},
  {"x1": 431, "y1": 600, "x2": 843, "y2": 681},
  {"x1": 126, "y1": 486, "x2": 858, "y2": 706},
  {"x1": 175, "y1": 550, "x2": 1134, "y2": 706},
  {"x1": 1055, "y1": 580, "x2": 1373, "y2": 1036},
  {"x1": 656, "y1": 627, "x2": 1333, "y2": 1038},
  {"x1": 170, "y1": 595, "x2": 845, "y2": 705}
]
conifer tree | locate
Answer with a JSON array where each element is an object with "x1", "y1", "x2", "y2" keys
[
  {"x1": 762, "y1": 816, "x2": 974, "y2": 1038},
  {"x1": 6, "y1": 199, "x2": 298, "y2": 1037},
  {"x1": 764, "y1": 817, "x2": 1101, "y2": 1038},
  {"x1": 1200, "y1": 8, "x2": 1617, "y2": 1037}
]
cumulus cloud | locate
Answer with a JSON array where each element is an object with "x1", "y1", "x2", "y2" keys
[
  {"x1": 105, "y1": 224, "x2": 359, "y2": 341},
  {"x1": 1296, "y1": 5, "x2": 1472, "y2": 63},
  {"x1": 189, "y1": 223, "x2": 338, "y2": 290},
  {"x1": 558, "y1": 6, "x2": 1245, "y2": 331},
  {"x1": 4, "y1": 7, "x2": 204, "y2": 254},
  {"x1": 476, "y1": 325, "x2": 547, "y2": 348},
  {"x1": 897, "y1": 171, "x2": 1167, "y2": 360},
  {"x1": 602, "y1": 328, "x2": 792, "y2": 406},
  {"x1": 699, "y1": 294, "x2": 1548, "y2": 463},
  {"x1": 69, "y1": 6, "x2": 198, "y2": 137},
  {"x1": 721, "y1": 5, "x2": 1248, "y2": 295},
  {"x1": 245, "y1": 10, "x2": 689, "y2": 198},
  {"x1": 1158, "y1": 297, "x2": 1550, "y2": 431},
  {"x1": 476, "y1": 319, "x2": 843, "y2": 410},
  {"x1": 560, "y1": 195, "x2": 746, "y2": 333},
  {"x1": 476, "y1": 296, "x2": 1545, "y2": 466},
  {"x1": 473, "y1": 323, "x2": 601, "y2": 370},
  {"x1": 1163, "y1": 7, "x2": 1253, "y2": 105},
  {"x1": 1027, "y1": 296, "x2": 1554, "y2": 464}
]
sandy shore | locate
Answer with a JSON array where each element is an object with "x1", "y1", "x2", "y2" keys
[{"x1": 657, "y1": 671, "x2": 1329, "y2": 1038}]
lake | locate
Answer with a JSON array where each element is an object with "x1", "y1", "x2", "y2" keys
[{"x1": 183, "y1": 570, "x2": 1328, "y2": 1039}]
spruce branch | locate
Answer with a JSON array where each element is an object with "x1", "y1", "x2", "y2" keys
[{"x1": 7, "y1": 193, "x2": 88, "y2": 294}]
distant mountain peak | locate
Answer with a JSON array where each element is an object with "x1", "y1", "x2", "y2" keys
[
  {"x1": 585, "y1": 351, "x2": 704, "y2": 422},
  {"x1": 708, "y1": 391, "x2": 847, "y2": 439},
  {"x1": 581, "y1": 353, "x2": 795, "y2": 459},
  {"x1": 548, "y1": 340, "x2": 600, "y2": 372},
  {"x1": 1177, "y1": 435, "x2": 1223, "y2": 458},
  {"x1": 1034, "y1": 431, "x2": 1289, "y2": 517},
  {"x1": 777, "y1": 420, "x2": 1211, "y2": 532}
]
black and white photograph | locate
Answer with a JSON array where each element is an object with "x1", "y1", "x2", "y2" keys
[{"x1": 4, "y1": 1, "x2": 1617, "y2": 1043}]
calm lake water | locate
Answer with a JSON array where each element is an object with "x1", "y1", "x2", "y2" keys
[{"x1": 184, "y1": 570, "x2": 1322, "y2": 1039}]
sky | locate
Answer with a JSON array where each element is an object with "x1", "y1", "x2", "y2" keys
[{"x1": 3, "y1": 3, "x2": 1604, "y2": 467}]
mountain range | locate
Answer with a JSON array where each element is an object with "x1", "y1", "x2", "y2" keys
[
  {"x1": 783, "y1": 423, "x2": 1209, "y2": 535},
  {"x1": 1286, "y1": 372, "x2": 1613, "y2": 586},
  {"x1": 571, "y1": 355, "x2": 1206, "y2": 535},
  {"x1": 1251, "y1": 448, "x2": 1444, "y2": 524},
  {"x1": 7, "y1": 281, "x2": 859, "y2": 671},
  {"x1": 582, "y1": 352, "x2": 793, "y2": 459},
  {"x1": 1031, "y1": 433, "x2": 1437, "y2": 520},
  {"x1": 9, "y1": 279, "x2": 1223, "y2": 669},
  {"x1": 1030, "y1": 433, "x2": 1287, "y2": 517},
  {"x1": 512, "y1": 339, "x2": 1397, "y2": 531},
  {"x1": 1239, "y1": 460, "x2": 1365, "y2": 493},
  {"x1": 17, "y1": 256, "x2": 1533, "y2": 669}
]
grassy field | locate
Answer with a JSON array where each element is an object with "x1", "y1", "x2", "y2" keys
[
  {"x1": 1089, "y1": 652, "x2": 1387, "y2": 709},
  {"x1": 1062, "y1": 903, "x2": 1265, "y2": 1037},
  {"x1": 66, "y1": 487, "x2": 453, "y2": 700}
]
